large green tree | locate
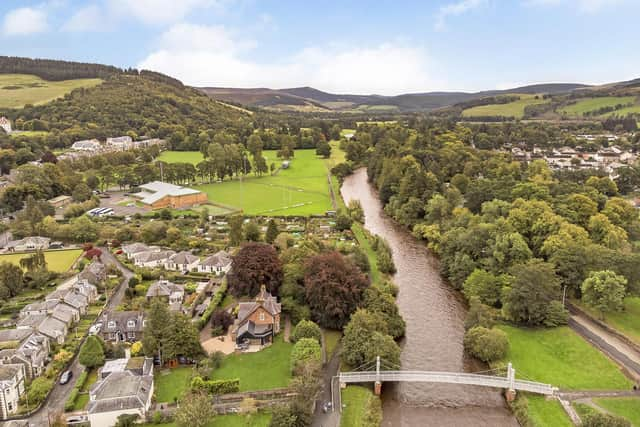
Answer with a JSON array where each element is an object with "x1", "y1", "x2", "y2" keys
[
  {"x1": 581, "y1": 270, "x2": 627, "y2": 320},
  {"x1": 79, "y1": 335, "x2": 106, "y2": 368}
]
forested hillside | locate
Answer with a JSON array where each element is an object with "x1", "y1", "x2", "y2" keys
[
  {"x1": 2, "y1": 74, "x2": 251, "y2": 150},
  {"x1": 0, "y1": 56, "x2": 122, "y2": 81}
]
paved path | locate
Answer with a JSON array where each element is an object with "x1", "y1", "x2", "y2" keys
[
  {"x1": 569, "y1": 314, "x2": 640, "y2": 382},
  {"x1": 312, "y1": 343, "x2": 341, "y2": 427}
]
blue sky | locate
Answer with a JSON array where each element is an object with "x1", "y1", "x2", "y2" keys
[{"x1": 1, "y1": 0, "x2": 639, "y2": 95}]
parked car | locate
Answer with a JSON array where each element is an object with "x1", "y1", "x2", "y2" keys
[{"x1": 60, "y1": 370, "x2": 73, "y2": 385}]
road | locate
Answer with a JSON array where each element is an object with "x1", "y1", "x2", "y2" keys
[
  {"x1": 21, "y1": 248, "x2": 133, "y2": 426},
  {"x1": 312, "y1": 343, "x2": 341, "y2": 427}
]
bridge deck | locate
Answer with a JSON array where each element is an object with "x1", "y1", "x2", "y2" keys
[{"x1": 338, "y1": 371, "x2": 557, "y2": 395}]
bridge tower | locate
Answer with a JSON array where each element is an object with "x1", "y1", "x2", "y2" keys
[
  {"x1": 506, "y1": 362, "x2": 516, "y2": 402},
  {"x1": 374, "y1": 356, "x2": 382, "y2": 395}
]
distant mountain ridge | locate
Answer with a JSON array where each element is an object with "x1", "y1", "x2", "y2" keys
[{"x1": 199, "y1": 83, "x2": 591, "y2": 113}]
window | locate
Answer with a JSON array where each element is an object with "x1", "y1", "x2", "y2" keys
[
  {"x1": 107, "y1": 321, "x2": 116, "y2": 329},
  {"x1": 259, "y1": 312, "x2": 265, "y2": 321},
  {"x1": 8, "y1": 402, "x2": 12, "y2": 411},
  {"x1": 128, "y1": 332, "x2": 135, "y2": 339},
  {"x1": 127, "y1": 320, "x2": 136, "y2": 329},
  {"x1": 142, "y1": 320, "x2": 148, "y2": 328}
]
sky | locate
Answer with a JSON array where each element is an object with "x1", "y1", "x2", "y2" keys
[{"x1": 1, "y1": 0, "x2": 639, "y2": 95}]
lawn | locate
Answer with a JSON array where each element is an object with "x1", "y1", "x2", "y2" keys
[
  {"x1": 156, "y1": 150, "x2": 205, "y2": 165},
  {"x1": 143, "y1": 413, "x2": 271, "y2": 427},
  {"x1": 323, "y1": 329, "x2": 342, "y2": 360},
  {"x1": 0, "y1": 249, "x2": 82, "y2": 273},
  {"x1": 559, "y1": 96, "x2": 636, "y2": 116},
  {"x1": 211, "y1": 335, "x2": 293, "y2": 391},
  {"x1": 575, "y1": 297, "x2": 640, "y2": 345},
  {"x1": 154, "y1": 367, "x2": 194, "y2": 403},
  {"x1": 595, "y1": 397, "x2": 640, "y2": 425},
  {"x1": 0, "y1": 74, "x2": 102, "y2": 109},
  {"x1": 496, "y1": 325, "x2": 632, "y2": 390},
  {"x1": 527, "y1": 395, "x2": 573, "y2": 427},
  {"x1": 340, "y1": 385, "x2": 376, "y2": 427},
  {"x1": 194, "y1": 149, "x2": 333, "y2": 216},
  {"x1": 462, "y1": 94, "x2": 549, "y2": 118}
]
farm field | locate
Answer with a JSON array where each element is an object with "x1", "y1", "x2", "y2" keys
[
  {"x1": 601, "y1": 104, "x2": 640, "y2": 117},
  {"x1": 559, "y1": 96, "x2": 636, "y2": 116},
  {"x1": 462, "y1": 94, "x2": 548, "y2": 118},
  {"x1": 0, "y1": 74, "x2": 102, "y2": 109},
  {"x1": 496, "y1": 325, "x2": 632, "y2": 390},
  {"x1": 194, "y1": 149, "x2": 333, "y2": 216},
  {"x1": 574, "y1": 297, "x2": 640, "y2": 345},
  {"x1": 0, "y1": 249, "x2": 82, "y2": 273}
]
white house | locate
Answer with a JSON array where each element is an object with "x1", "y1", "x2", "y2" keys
[
  {"x1": 133, "y1": 250, "x2": 175, "y2": 268},
  {"x1": 6, "y1": 236, "x2": 50, "y2": 252},
  {"x1": 164, "y1": 251, "x2": 199, "y2": 272},
  {"x1": 197, "y1": 250, "x2": 232, "y2": 275},
  {"x1": 0, "y1": 333, "x2": 49, "y2": 380},
  {"x1": 71, "y1": 139, "x2": 101, "y2": 151},
  {"x1": 0, "y1": 364, "x2": 25, "y2": 419},
  {"x1": 122, "y1": 243, "x2": 155, "y2": 260},
  {"x1": 0, "y1": 117, "x2": 11, "y2": 134},
  {"x1": 106, "y1": 136, "x2": 133, "y2": 151}
]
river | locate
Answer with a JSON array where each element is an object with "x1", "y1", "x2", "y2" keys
[{"x1": 341, "y1": 168, "x2": 517, "y2": 427}]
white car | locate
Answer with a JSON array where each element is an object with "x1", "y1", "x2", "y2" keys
[{"x1": 88, "y1": 323, "x2": 102, "y2": 336}]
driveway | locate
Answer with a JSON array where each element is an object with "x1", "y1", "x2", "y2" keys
[
  {"x1": 312, "y1": 343, "x2": 341, "y2": 427},
  {"x1": 21, "y1": 248, "x2": 134, "y2": 426}
]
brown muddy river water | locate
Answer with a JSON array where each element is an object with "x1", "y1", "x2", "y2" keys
[{"x1": 341, "y1": 168, "x2": 517, "y2": 427}]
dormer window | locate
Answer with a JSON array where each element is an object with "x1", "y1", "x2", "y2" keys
[
  {"x1": 107, "y1": 321, "x2": 116, "y2": 329},
  {"x1": 127, "y1": 320, "x2": 136, "y2": 328}
]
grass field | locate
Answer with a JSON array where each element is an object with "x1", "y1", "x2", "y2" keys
[
  {"x1": 559, "y1": 96, "x2": 636, "y2": 116},
  {"x1": 575, "y1": 297, "x2": 640, "y2": 345},
  {"x1": 211, "y1": 335, "x2": 293, "y2": 391},
  {"x1": 527, "y1": 395, "x2": 573, "y2": 427},
  {"x1": 195, "y1": 149, "x2": 333, "y2": 216},
  {"x1": 0, "y1": 249, "x2": 82, "y2": 273},
  {"x1": 595, "y1": 397, "x2": 640, "y2": 425},
  {"x1": 156, "y1": 150, "x2": 205, "y2": 165},
  {"x1": 601, "y1": 104, "x2": 640, "y2": 117},
  {"x1": 0, "y1": 74, "x2": 102, "y2": 109},
  {"x1": 462, "y1": 94, "x2": 548, "y2": 118},
  {"x1": 340, "y1": 385, "x2": 376, "y2": 427},
  {"x1": 496, "y1": 325, "x2": 632, "y2": 390},
  {"x1": 154, "y1": 367, "x2": 194, "y2": 403}
]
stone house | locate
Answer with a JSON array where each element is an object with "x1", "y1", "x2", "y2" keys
[
  {"x1": 145, "y1": 279, "x2": 184, "y2": 312},
  {"x1": 164, "y1": 251, "x2": 199, "y2": 272},
  {"x1": 232, "y1": 285, "x2": 282, "y2": 347},
  {"x1": 0, "y1": 364, "x2": 25, "y2": 419},
  {"x1": 100, "y1": 311, "x2": 145, "y2": 343},
  {"x1": 0, "y1": 333, "x2": 49, "y2": 380},
  {"x1": 133, "y1": 250, "x2": 175, "y2": 268},
  {"x1": 197, "y1": 250, "x2": 232, "y2": 275}
]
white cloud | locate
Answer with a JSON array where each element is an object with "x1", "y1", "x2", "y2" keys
[
  {"x1": 525, "y1": 0, "x2": 626, "y2": 13},
  {"x1": 2, "y1": 7, "x2": 48, "y2": 36},
  {"x1": 62, "y1": 5, "x2": 104, "y2": 32},
  {"x1": 138, "y1": 24, "x2": 438, "y2": 95},
  {"x1": 107, "y1": 0, "x2": 218, "y2": 25},
  {"x1": 435, "y1": 0, "x2": 487, "y2": 31}
]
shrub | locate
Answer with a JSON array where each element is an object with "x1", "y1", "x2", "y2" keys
[
  {"x1": 334, "y1": 211, "x2": 353, "y2": 231},
  {"x1": 190, "y1": 376, "x2": 240, "y2": 395},
  {"x1": 130, "y1": 341, "x2": 143, "y2": 357},
  {"x1": 543, "y1": 301, "x2": 568, "y2": 327},
  {"x1": 64, "y1": 388, "x2": 79, "y2": 412},
  {"x1": 290, "y1": 338, "x2": 322, "y2": 374},
  {"x1": 21, "y1": 377, "x2": 53, "y2": 407},
  {"x1": 375, "y1": 238, "x2": 396, "y2": 275},
  {"x1": 463, "y1": 326, "x2": 509, "y2": 363},
  {"x1": 583, "y1": 413, "x2": 631, "y2": 427},
  {"x1": 291, "y1": 320, "x2": 322, "y2": 344},
  {"x1": 210, "y1": 309, "x2": 234, "y2": 334},
  {"x1": 79, "y1": 335, "x2": 105, "y2": 368},
  {"x1": 128, "y1": 276, "x2": 139, "y2": 288},
  {"x1": 362, "y1": 392, "x2": 383, "y2": 426}
]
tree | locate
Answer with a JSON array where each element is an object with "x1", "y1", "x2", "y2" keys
[
  {"x1": 582, "y1": 413, "x2": 631, "y2": 427},
  {"x1": 304, "y1": 251, "x2": 369, "y2": 329},
  {"x1": 334, "y1": 211, "x2": 353, "y2": 231},
  {"x1": 315, "y1": 141, "x2": 331, "y2": 158},
  {"x1": 265, "y1": 219, "x2": 279, "y2": 244},
  {"x1": 290, "y1": 338, "x2": 321, "y2": 374},
  {"x1": 581, "y1": 270, "x2": 627, "y2": 320},
  {"x1": 243, "y1": 221, "x2": 261, "y2": 242},
  {"x1": 0, "y1": 262, "x2": 24, "y2": 299},
  {"x1": 142, "y1": 300, "x2": 172, "y2": 364},
  {"x1": 363, "y1": 286, "x2": 405, "y2": 339},
  {"x1": 79, "y1": 336, "x2": 105, "y2": 368},
  {"x1": 72, "y1": 183, "x2": 92, "y2": 202},
  {"x1": 291, "y1": 320, "x2": 322, "y2": 344},
  {"x1": 463, "y1": 326, "x2": 509, "y2": 363},
  {"x1": 463, "y1": 269, "x2": 507, "y2": 307},
  {"x1": 342, "y1": 309, "x2": 400, "y2": 368},
  {"x1": 114, "y1": 414, "x2": 139, "y2": 427},
  {"x1": 174, "y1": 391, "x2": 215, "y2": 427},
  {"x1": 228, "y1": 215, "x2": 243, "y2": 246},
  {"x1": 228, "y1": 243, "x2": 283, "y2": 297},
  {"x1": 502, "y1": 259, "x2": 562, "y2": 326}
]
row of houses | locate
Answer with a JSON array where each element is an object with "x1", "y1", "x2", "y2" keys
[
  {"x1": 122, "y1": 243, "x2": 232, "y2": 274},
  {"x1": 60, "y1": 137, "x2": 165, "y2": 161}
]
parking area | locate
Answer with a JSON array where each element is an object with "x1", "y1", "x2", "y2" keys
[{"x1": 97, "y1": 191, "x2": 147, "y2": 216}]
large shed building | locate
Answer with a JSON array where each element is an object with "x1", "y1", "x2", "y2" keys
[{"x1": 134, "y1": 181, "x2": 207, "y2": 209}]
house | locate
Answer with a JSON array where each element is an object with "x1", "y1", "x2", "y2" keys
[
  {"x1": 99, "y1": 357, "x2": 153, "y2": 380},
  {"x1": 78, "y1": 260, "x2": 106, "y2": 288},
  {"x1": 232, "y1": 285, "x2": 282, "y2": 347},
  {"x1": 51, "y1": 304, "x2": 77, "y2": 326},
  {"x1": 46, "y1": 289, "x2": 89, "y2": 315},
  {"x1": 164, "y1": 251, "x2": 199, "y2": 272},
  {"x1": 87, "y1": 367, "x2": 154, "y2": 427},
  {"x1": 0, "y1": 117, "x2": 11, "y2": 134},
  {"x1": 0, "y1": 330, "x2": 33, "y2": 350},
  {"x1": 198, "y1": 250, "x2": 232, "y2": 275},
  {"x1": 133, "y1": 250, "x2": 175, "y2": 268},
  {"x1": 146, "y1": 279, "x2": 184, "y2": 311},
  {"x1": 0, "y1": 333, "x2": 49, "y2": 379},
  {"x1": 16, "y1": 314, "x2": 48, "y2": 331},
  {"x1": 71, "y1": 139, "x2": 101, "y2": 151},
  {"x1": 6, "y1": 236, "x2": 50, "y2": 252},
  {"x1": 19, "y1": 300, "x2": 59, "y2": 318},
  {"x1": 73, "y1": 280, "x2": 99, "y2": 303},
  {"x1": 132, "y1": 138, "x2": 165, "y2": 149},
  {"x1": 106, "y1": 136, "x2": 133, "y2": 151},
  {"x1": 47, "y1": 195, "x2": 73, "y2": 209},
  {"x1": 35, "y1": 316, "x2": 68, "y2": 344},
  {"x1": 133, "y1": 181, "x2": 207, "y2": 209},
  {"x1": 0, "y1": 364, "x2": 26, "y2": 420},
  {"x1": 122, "y1": 243, "x2": 154, "y2": 260},
  {"x1": 100, "y1": 311, "x2": 145, "y2": 343}
]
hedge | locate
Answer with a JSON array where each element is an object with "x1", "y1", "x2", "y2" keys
[
  {"x1": 198, "y1": 281, "x2": 228, "y2": 329},
  {"x1": 64, "y1": 370, "x2": 88, "y2": 412},
  {"x1": 190, "y1": 376, "x2": 240, "y2": 395}
]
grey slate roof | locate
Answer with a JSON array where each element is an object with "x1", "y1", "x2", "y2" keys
[
  {"x1": 200, "y1": 250, "x2": 231, "y2": 268},
  {"x1": 145, "y1": 280, "x2": 183, "y2": 299},
  {"x1": 0, "y1": 364, "x2": 23, "y2": 381},
  {"x1": 168, "y1": 251, "x2": 199, "y2": 265},
  {"x1": 0, "y1": 329, "x2": 32, "y2": 345},
  {"x1": 88, "y1": 371, "x2": 152, "y2": 414}
]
